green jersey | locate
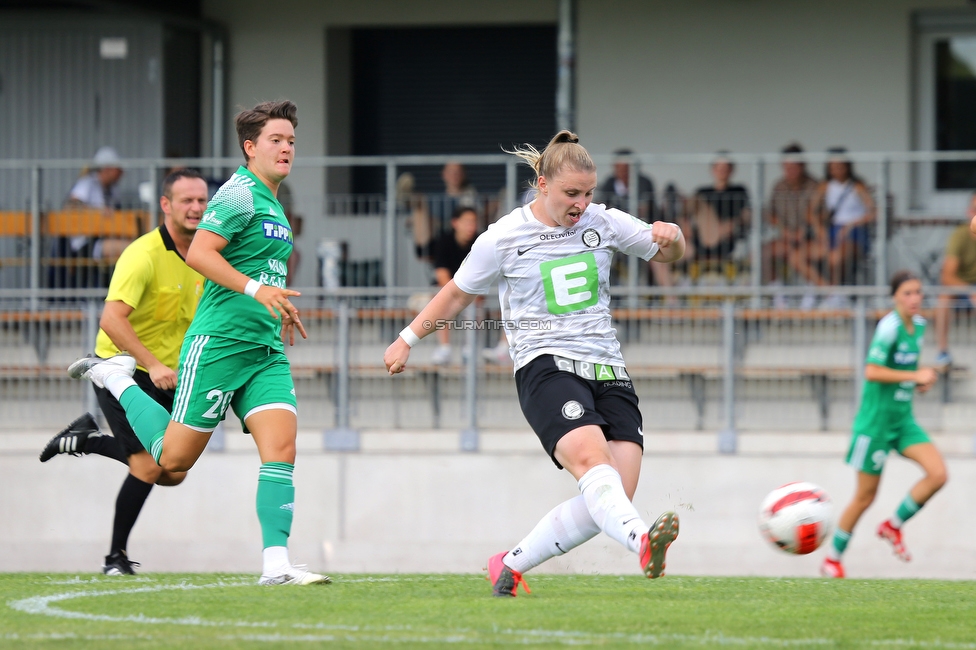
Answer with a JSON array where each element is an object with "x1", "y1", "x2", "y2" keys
[
  {"x1": 853, "y1": 311, "x2": 925, "y2": 430},
  {"x1": 187, "y1": 166, "x2": 292, "y2": 352}
]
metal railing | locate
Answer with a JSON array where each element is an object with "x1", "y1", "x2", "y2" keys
[
  {"x1": 2, "y1": 286, "x2": 974, "y2": 454},
  {"x1": 3, "y1": 150, "x2": 976, "y2": 296}
]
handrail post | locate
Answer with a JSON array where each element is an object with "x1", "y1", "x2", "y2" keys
[
  {"x1": 853, "y1": 295, "x2": 867, "y2": 414},
  {"x1": 29, "y1": 165, "x2": 41, "y2": 313},
  {"x1": 876, "y1": 158, "x2": 889, "y2": 291},
  {"x1": 750, "y1": 158, "x2": 764, "y2": 308},
  {"x1": 460, "y1": 303, "x2": 479, "y2": 452},
  {"x1": 324, "y1": 298, "x2": 359, "y2": 451},
  {"x1": 627, "y1": 156, "x2": 640, "y2": 308},
  {"x1": 85, "y1": 298, "x2": 99, "y2": 416},
  {"x1": 505, "y1": 158, "x2": 517, "y2": 215},
  {"x1": 718, "y1": 298, "x2": 737, "y2": 454},
  {"x1": 384, "y1": 160, "x2": 397, "y2": 296}
]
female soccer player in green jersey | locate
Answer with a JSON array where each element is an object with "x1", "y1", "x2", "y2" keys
[
  {"x1": 822, "y1": 271, "x2": 947, "y2": 578},
  {"x1": 385, "y1": 131, "x2": 684, "y2": 595},
  {"x1": 69, "y1": 100, "x2": 329, "y2": 586}
]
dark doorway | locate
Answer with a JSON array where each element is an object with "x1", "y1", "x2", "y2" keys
[{"x1": 351, "y1": 24, "x2": 557, "y2": 195}]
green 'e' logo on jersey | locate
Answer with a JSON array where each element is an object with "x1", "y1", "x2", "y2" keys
[{"x1": 540, "y1": 252, "x2": 599, "y2": 314}]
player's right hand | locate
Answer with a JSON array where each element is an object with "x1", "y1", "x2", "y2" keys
[
  {"x1": 915, "y1": 367, "x2": 938, "y2": 392},
  {"x1": 254, "y1": 285, "x2": 307, "y2": 339},
  {"x1": 149, "y1": 363, "x2": 178, "y2": 391},
  {"x1": 385, "y1": 338, "x2": 412, "y2": 375}
]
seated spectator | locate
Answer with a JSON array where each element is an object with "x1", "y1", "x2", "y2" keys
[
  {"x1": 799, "y1": 148, "x2": 876, "y2": 291},
  {"x1": 935, "y1": 192, "x2": 976, "y2": 366},
  {"x1": 765, "y1": 143, "x2": 819, "y2": 285},
  {"x1": 681, "y1": 151, "x2": 751, "y2": 281},
  {"x1": 430, "y1": 206, "x2": 479, "y2": 365},
  {"x1": 411, "y1": 161, "x2": 478, "y2": 262},
  {"x1": 55, "y1": 146, "x2": 126, "y2": 288}
]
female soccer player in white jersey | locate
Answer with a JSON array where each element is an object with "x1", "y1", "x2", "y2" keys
[
  {"x1": 69, "y1": 101, "x2": 329, "y2": 586},
  {"x1": 384, "y1": 131, "x2": 685, "y2": 596},
  {"x1": 821, "y1": 271, "x2": 947, "y2": 578}
]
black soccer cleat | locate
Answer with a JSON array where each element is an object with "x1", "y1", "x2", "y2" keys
[
  {"x1": 39, "y1": 413, "x2": 101, "y2": 462},
  {"x1": 103, "y1": 550, "x2": 140, "y2": 576}
]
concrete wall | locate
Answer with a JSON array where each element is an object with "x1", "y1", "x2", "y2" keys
[{"x1": 4, "y1": 430, "x2": 975, "y2": 580}]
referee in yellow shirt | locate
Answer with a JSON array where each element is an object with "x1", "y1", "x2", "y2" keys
[{"x1": 40, "y1": 169, "x2": 208, "y2": 575}]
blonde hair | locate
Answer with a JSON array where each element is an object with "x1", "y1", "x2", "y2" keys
[{"x1": 506, "y1": 130, "x2": 596, "y2": 189}]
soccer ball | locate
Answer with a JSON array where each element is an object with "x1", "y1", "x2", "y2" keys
[{"x1": 757, "y1": 482, "x2": 832, "y2": 555}]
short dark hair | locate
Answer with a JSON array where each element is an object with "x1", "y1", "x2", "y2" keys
[
  {"x1": 451, "y1": 205, "x2": 478, "y2": 220},
  {"x1": 235, "y1": 100, "x2": 298, "y2": 164},
  {"x1": 162, "y1": 168, "x2": 206, "y2": 199},
  {"x1": 781, "y1": 143, "x2": 803, "y2": 155},
  {"x1": 890, "y1": 269, "x2": 918, "y2": 295}
]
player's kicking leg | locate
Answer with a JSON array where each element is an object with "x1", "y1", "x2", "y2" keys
[{"x1": 39, "y1": 412, "x2": 127, "y2": 464}]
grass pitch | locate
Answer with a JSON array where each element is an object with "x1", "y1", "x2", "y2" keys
[{"x1": 2, "y1": 573, "x2": 975, "y2": 648}]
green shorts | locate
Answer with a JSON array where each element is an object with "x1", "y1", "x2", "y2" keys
[
  {"x1": 845, "y1": 417, "x2": 931, "y2": 475},
  {"x1": 171, "y1": 335, "x2": 297, "y2": 432}
]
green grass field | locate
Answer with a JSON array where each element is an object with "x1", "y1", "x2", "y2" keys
[{"x1": 2, "y1": 573, "x2": 975, "y2": 648}]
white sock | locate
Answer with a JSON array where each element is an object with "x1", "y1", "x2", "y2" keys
[
  {"x1": 262, "y1": 546, "x2": 290, "y2": 575},
  {"x1": 103, "y1": 373, "x2": 137, "y2": 401},
  {"x1": 578, "y1": 464, "x2": 646, "y2": 554},
  {"x1": 504, "y1": 495, "x2": 600, "y2": 574}
]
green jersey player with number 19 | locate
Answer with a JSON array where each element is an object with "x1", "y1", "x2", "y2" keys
[
  {"x1": 67, "y1": 100, "x2": 330, "y2": 586},
  {"x1": 822, "y1": 271, "x2": 948, "y2": 578},
  {"x1": 385, "y1": 131, "x2": 685, "y2": 596}
]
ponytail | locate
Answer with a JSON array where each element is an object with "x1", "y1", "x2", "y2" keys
[{"x1": 506, "y1": 130, "x2": 595, "y2": 189}]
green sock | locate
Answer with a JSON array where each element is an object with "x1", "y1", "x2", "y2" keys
[
  {"x1": 119, "y1": 386, "x2": 171, "y2": 463},
  {"x1": 256, "y1": 462, "x2": 295, "y2": 548},
  {"x1": 827, "y1": 529, "x2": 851, "y2": 561},
  {"x1": 892, "y1": 495, "x2": 921, "y2": 528}
]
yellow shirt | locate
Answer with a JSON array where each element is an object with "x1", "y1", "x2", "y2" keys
[{"x1": 94, "y1": 225, "x2": 204, "y2": 371}]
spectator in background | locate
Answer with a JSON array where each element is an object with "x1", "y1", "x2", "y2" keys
[
  {"x1": 765, "y1": 143, "x2": 819, "y2": 285},
  {"x1": 934, "y1": 192, "x2": 976, "y2": 366},
  {"x1": 801, "y1": 148, "x2": 876, "y2": 295},
  {"x1": 682, "y1": 151, "x2": 750, "y2": 281},
  {"x1": 277, "y1": 181, "x2": 304, "y2": 286},
  {"x1": 598, "y1": 149, "x2": 673, "y2": 290},
  {"x1": 429, "y1": 206, "x2": 479, "y2": 365},
  {"x1": 411, "y1": 161, "x2": 478, "y2": 262},
  {"x1": 55, "y1": 146, "x2": 127, "y2": 288}
]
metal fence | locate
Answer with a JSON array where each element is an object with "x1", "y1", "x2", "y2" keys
[
  {"x1": 2, "y1": 287, "x2": 974, "y2": 450},
  {"x1": 3, "y1": 151, "x2": 976, "y2": 294}
]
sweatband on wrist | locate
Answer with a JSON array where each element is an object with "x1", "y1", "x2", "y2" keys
[
  {"x1": 399, "y1": 325, "x2": 421, "y2": 347},
  {"x1": 244, "y1": 279, "x2": 262, "y2": 298}
]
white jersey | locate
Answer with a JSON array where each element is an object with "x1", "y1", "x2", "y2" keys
[{"x1": 453, "y1": 202, "x2": 660, "y2": 371}]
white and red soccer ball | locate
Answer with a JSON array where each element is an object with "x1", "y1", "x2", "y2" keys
[{"x1": 758, "y1": 482, "x2": 833, "y2": 555}]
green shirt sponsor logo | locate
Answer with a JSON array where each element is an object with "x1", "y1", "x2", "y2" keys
[{"x1": 540, "y1": 252, "x2": 599, "y2": 315}]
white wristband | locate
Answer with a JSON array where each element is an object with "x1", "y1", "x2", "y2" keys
[
  {"x1": 399, "y1": 325, "x2": 421, "y2": 348},
  {"x1": 244, "y1": 279, "x2": 262, "y2": 298}
]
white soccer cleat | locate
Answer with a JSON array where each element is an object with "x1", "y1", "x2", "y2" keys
[
  {"x1": 258, "y1": 565, "x2": 332, "y2": 586},
  {"x1": 67, "y1": 354, "x2": 136, "y2": 389}
]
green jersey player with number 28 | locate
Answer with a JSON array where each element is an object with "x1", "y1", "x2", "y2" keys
[
  {"x1": 68, "y1": 100, "x2": 330, "y2": 586},
  {"x1": 822, "y1": 271, "x2": 948, "y2": 578}
]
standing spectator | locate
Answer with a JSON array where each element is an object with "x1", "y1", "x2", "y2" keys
[
  {"x1": 430, "y1": 206, "x2": 478, "y2": 365},
  {"x1": 411, "y1": 161, "x2": 478, "y2": 262},
  {"x1": 934, "y1": 192, "x2": 976, "y2": 366},
  {"x1": 801, "y1": 148, "x2": 876, "y2": 294},
  {"x1": 765, "y1": 143, "x2": 819, "y2": 285},
  {"x1": 683, "y1": 151, "x2": 750, "y2": 281}
]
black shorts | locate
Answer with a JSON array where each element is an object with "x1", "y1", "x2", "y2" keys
[
  {"x1": 515, "y1": 354, "x2": 643, "y2": 469},
  {"x1": 94, "y1": 368, "x2": 175, "y2": 457}
]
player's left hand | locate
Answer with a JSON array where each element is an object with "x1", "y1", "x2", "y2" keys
[
  {"x1": 254, "y1": 285, "x2": 307, "y2": 338},
  {"x1": 280, "y1": 312, "x2": 306, "y2": 346}
]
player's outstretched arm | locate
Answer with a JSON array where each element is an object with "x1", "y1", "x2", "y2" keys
[
  {"x1": 650, "y1": 222, "x2": 685, "y2": 264},
  {"x1": 186, "y1": 230, "x2": 306, "y2": 339},
  {"x1": 385, "y1": 280, "x2": 478, "y2": 374}
]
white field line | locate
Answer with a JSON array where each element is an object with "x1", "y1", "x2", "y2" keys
[{"x1": 7, "y1": 579, "x2": 976, "y2": 647}]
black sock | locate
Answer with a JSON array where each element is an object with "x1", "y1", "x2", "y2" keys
[
  {"x1": 110, "y1": 474, "x2": 154, "y2": 555},
  {"x1": 84, "y1": 434, "x2": 129, "y2": 464}
]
